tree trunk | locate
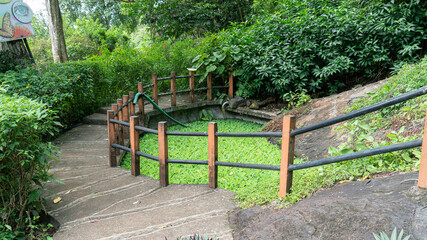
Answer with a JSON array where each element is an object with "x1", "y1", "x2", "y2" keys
[{"x1": 45, "y1": 0, "x2": 68, "y2": 63}]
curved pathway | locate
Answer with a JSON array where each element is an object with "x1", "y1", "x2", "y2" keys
[{"x1": 45, "y1": 96, "x2": 237, "y2": 239}]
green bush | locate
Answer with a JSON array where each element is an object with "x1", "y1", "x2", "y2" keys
[
  {"x1": 64, "y1": 17, "x2": 130, "y2": 61},
  {"x1": 195, "y1": 0, "x2": 427, "y2": 98},
  {"x1": 2, "y1": 63, "x2": 100, "y2": 127},
  {"x1": 0, "y1": 92, "x2": 58, "y2": 237},
  {"x1": 3, "y1": 37, "x2": 204, "y2": 127}
]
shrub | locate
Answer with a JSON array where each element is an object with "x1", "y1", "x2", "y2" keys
[
  {"x1": 2, "y1": 63, "x2": 100, "y2": 127},
  {"x1": 0, "y1": 50, "x2": 31, "y2": 73},
  {"x1": 195, "y1": 0, "x2": 427, "y2": 98},
  {"x1": 0, "y1": 92, "x2": 59, "y2": 236}
]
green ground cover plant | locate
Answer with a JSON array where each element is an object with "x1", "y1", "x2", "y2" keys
[
  {"x1": 329, "y1": 56, "x2": 427, "y2": 166},
  {"x1": 122, "y1": 119, "x2": 420, "y2": 208}
]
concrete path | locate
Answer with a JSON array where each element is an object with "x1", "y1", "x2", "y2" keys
[{"x1": 45, "y1": 97, "x2": 237, "y2": 239}]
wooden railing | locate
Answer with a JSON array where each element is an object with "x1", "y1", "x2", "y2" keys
[{"x1": 108, "y1": 84, "x2": 427, "y2": 198}]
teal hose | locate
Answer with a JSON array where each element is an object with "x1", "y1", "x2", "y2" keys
[{"x1": 134, "y1": 92, "x2": 187, "y2": 127}]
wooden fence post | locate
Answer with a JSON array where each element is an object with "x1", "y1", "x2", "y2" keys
[
  {"x1": 112, "y1": 104, "x2": 119, "y2": 156},
  {"x1": 228, "y1": 69, "x2": 234, "y2": 99},
  {"x1": 189, "y1": 70, "x2": 195, "y2": 103},
  {"x1": 279, "y1": 115, "x2": 296, "y2": 198},
  {"x1": 158, "y1": 121, "x2": 169, "y2": 187},
  {"x1": 171, "y1": 72, "x2": 176, "y2": 107},
  {"x1": 418, "y1": 108, "x2": 427, "y2": 189},
  {"x1": 107, "y1": 110, "x2": 117, "y2": 167},
  {"x1": 207, "y1": 72, "x2": 212, "y2": 101},
  {"x1": 129, "y1": 91, "x2": 135, "y2": 116},
  {"x1": 152, "y1": 73, "x2": 158, "y2": 105},
  {"x1": 130, "y1": 116, "x2": 140, "y2": 176},
  {"x1": 208, "y1": 122, "x2": 218, "y2": 188},
  {"x1": 123, "y1": 95, "x2": 129, "y2": 138},
  {"x1": 138, "y1": 82, "x2": 145, "y2": 123},
  {"x1": 117, "y1": 99, "x2": 124, "y2": 149}
]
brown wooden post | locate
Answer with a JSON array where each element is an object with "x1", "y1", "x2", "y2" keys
[
  {"x1": 207, "y1": 72, "x2": 212, "y2": 101},
  {"x1": 189, "y1": 70, "x2": 195, "y2": 103},
  {"x1": 138, "y1": 82, "x2": 145, "y2": 123},
  {"x1": 129, "y1": 91, "x2": 135, "y2": 116},
  {"x1": 152, "y1": 73, "x2": 158, "y2": 105},
  {"x1": 228, "y1": 69, "x2": 234, "y2": 99},
  {"x1": 418, "y1": 108, "x2": 427, "y2": 189},
  {"x1": 208, "y1": 122, "x2": 218, "y2": 188},
  {"x1": 123, "y1": 95, "x2": 129, "y2": 138},
  {"x1": 171, "y1": 72, "x2": 176, "y2": 107},
  {"x1": 112, "y1": 104, "x2": 119, "y2": 156},
  {"x1": 117, "y1": 99, "x2": 124, "y2": 148},
  {"x1": 158, "y1": 121, "x2": 169, "y2": 187},
  {"x1": 130, "y1": 116, "x2": 140, "y2": 176},
  {"x1": 279, "y1": 115, "x2": 296, "y2": 198},
  {"x1": 107, "y1": 110, "x2": 117, "y2": 167}
]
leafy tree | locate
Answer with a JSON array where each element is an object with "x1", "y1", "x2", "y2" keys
[
  {"x1": 122, "y1": 0, "x2": 253, "y2": 39},
  {"x1": 60, "y1": 0, "x2": 136, "y2": 29}
]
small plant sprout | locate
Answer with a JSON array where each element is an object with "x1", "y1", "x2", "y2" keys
[{"x1": 372, "y1": 228, "x2": 411, "y2": 240}]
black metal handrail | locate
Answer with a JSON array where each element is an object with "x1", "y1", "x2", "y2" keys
[
  {"x1": 291, "y1": 86, "x2": 427, "y2": 137},
  {"x1": 288, "y1": 139, "x2": 423, "y2": 171}
]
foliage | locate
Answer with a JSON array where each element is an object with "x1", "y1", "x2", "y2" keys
[
  {"x1": 1, "y1": 63, "x2": 101, "y2": 127},
  {"x1": 327, "y1": 56, "x2": 427, "y2": 186},
  {"x1": 199, "y1": 109, "x2": 214, "y2": 121},
  {"x1": 5, "y1": 36, "x2": 205, "y2": 125},
  {"x1": 30, "y1": 16, "x2": 130, "y2": 64},
  {"x1": 373, "y1": 228, "x2": 411, "y2": 240},
  {"x1": 194, "y1": 0, "x2": 427, "y2": 98},
  {"x1": 60, "y1": 0, "x2": 136, "y2": 30},
  {"x1": 121, "y1": 119, "x2": 419, "y2": 208},
  {"x1": 282, "y1": 89, "x2": 311, "y2": 110},
  {"x1": 87, "y1": 37, "x2": 207, "y2": 102},
  {"x1": 63, "y1": 17, "x2": 130, "y2": 61},
  {"x1": 122, "y1": 0, "x2": 253, "y2": 39},
  {"x1": 0, "y1": 93, "x2": 59, "y2": 236},
  {"x1": 0, "y1": 50, "x2": 30, "y2": 73}
]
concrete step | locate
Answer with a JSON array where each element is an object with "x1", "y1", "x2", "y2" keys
[{"x1": 83, "y1": 113, "x2": 107, "y2": 125}]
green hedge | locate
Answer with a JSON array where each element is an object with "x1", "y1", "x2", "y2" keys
[
  {"x1": 2, "y1": 65, "x2": 99, "y2": 128},
  {"x1": 0, "y1": 92, "x2": 58, "y2": 237},
  {"x1": 1, "y1": 37, "x2": 205, "y2": 127}
]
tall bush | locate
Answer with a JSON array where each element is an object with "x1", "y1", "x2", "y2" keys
[
  {"x1": 195, "y1": 0, "x2": 427, "y2": 98},
  {"x1": 2, "y1": 63, "x2": 100, "y2": 127},
  {"x1": 0, "y1": 92, "x2": 58, "y2": 236}
]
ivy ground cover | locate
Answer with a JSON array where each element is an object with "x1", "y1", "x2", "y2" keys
[{"x1": 121, "y1": 119, "x2": 421, "y2": 208}]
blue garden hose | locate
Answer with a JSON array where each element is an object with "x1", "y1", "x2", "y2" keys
[{"x1": 134, "y1": 92, "x2": 187, "y2": 127}]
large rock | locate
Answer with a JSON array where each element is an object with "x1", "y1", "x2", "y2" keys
[
  {"x1": 230, "y1": 172, "x2": 427, "y2": 240},
  {"x1": 264, "y1": 80, "x2": 386, "y2": 161}
]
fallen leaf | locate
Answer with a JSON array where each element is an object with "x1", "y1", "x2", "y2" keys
[
  {"x1": 339, "y1": 180, "x2": 351, "y2": 184},
  {"x1": 358, "y1": 176, "x2": 369, "y2": 181},
  {"x1": 53, "y1": 197, "x2": 62, "y2": 204}
]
